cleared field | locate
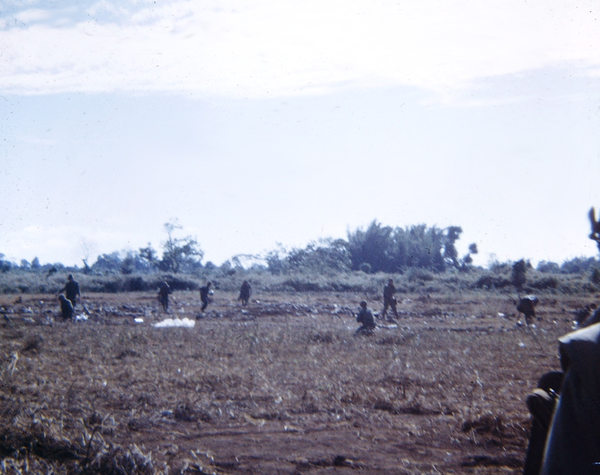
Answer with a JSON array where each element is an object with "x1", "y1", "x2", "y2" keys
[{"x1": 0, "y1": 290, "x2": 581, "y2": 474}]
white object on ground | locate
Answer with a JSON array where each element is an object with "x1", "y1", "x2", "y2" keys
[{"x1": 153, "y1": 318, "x2": 196, "y2": 328}]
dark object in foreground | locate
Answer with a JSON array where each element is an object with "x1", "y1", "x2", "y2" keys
[
  {"x1": 522, "y1": 371, "x2": 564, "y2": 475},
  {"x1": 523, "y1": 322, "x2": 600, "y2": 474}
]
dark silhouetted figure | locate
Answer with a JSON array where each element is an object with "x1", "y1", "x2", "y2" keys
[
  {"x1": 58, "y1": 294, "x2": 74, "y2": 320},
  {"x1": 523, "y1": 371, "x2": 565, "y2": 475},
  {"x1": 200, "y1": 282, "x2": 212, "y2": 312},
  {"x1": 589, "y1": 207, "x2": 600, "y2": 251},
  {"x1": 238, "y1": 281, "x2": 251, "y2": 306},
  {"x1": 158, "y1": 281, "x2": 171, "y2": 312},
  {"x1": 356, "y1": 300, "x2": 376, "y2": 335},
  {"x1": 60, "y1": 274, "x2": 81, "y2": 308},
  {"x1": 573, "y1": 303, "x2": 597, "y2": 326},
  {"x1": 517, "y1": 295, "x2": 539, "y2": 325},
  {"x1": 578, "y1": 305, "x2": 600, "y2": 328},
  {"x1": 382, "y1": 279, "x2": 399, "y2": 321},
  {"x1": 524, "y1": 323, "x2": 600, "y2": 474}
]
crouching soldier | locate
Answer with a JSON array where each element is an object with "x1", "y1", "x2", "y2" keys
[
  {"x1": 517, "y1": 295, "x2": 539, "y2": 325},
  {"x1": 58, "y1": 294, "x2": 74, "y2": 320},
  {"x1": 356, "y1": 300, "x2": 376, "y2": 335}
]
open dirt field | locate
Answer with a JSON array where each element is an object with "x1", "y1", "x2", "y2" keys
[{"x1": 0, "y1": 290, "x2": 585, "y2": 474}]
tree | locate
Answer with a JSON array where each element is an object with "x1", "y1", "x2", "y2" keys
[
  {"x1": 120, "y1": 251, "x2": 146, "y2": 275},
  {"x1": 80, "y1": 239, "x2": 96, "y2": 274},
  {"x1": 346, "y1": 221, "x2": 460, "y2": 273},
  {"x1": 266, "y1": 246, "x2": 286, "y2": 275},
  {"x1": 560, "y1": 257, "x2": 598, "y2": 274},
  {"x1": 92, "y1": 252, "x2": 123, "y2": 274},
  {"x1": 512, "y1": 259, "x2": 528, "y2": 293},
  {"x1": 442, "y1": 226, "x2": 463, "y2": 267},
  {"x1": 459, "y1": 243, "x2": 478, "y2": 271},
  {"x1": 537, "y1": 261, "x2": 560, "y2": 274},
  {"x1": 285, "y1": 239, "x2": 351, "y2": 273},
  {"x1": 347, "y1": 221, "x2": 394, "y2": 272},
  {"x1": 138, "y1": 244, "x2": 159, "y2": 272},
  {"x1": 159, "y1": 220, "x2": 203, "y2": 273},
  {"x1": 31, "y1": 257, "x2": 41, "y2": 271}
]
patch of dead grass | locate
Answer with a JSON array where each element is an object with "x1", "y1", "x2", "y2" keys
[{"x1": 0, "y1": 291, "x2": 573, "y2": 473}]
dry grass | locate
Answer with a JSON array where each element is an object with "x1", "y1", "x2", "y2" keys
[{"x1": 0, "y1": 290, "x2": 585, "y2": 474}]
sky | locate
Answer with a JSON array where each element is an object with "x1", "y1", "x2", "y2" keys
[{"x1": 1, "y1": 0, "x2": 600, "y2": 268}]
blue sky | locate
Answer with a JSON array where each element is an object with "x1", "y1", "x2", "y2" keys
[{"x1": 1, "y1": 0, "x2": 600, "y2": 267}]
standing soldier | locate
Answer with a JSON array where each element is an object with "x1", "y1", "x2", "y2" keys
[
  {"x1": 157, "y1": 281, "x2": 171, "y2": 312},
  {"x1": 382, "y1": 278, "x2": 399, "y2": 321},
  {"x1": 60, "y1": 274, "x2": 81, "y2": 309},
  {"x1": 199, "y1": 282, "x2": 212, "y2": 312},
  {"x1": 238, "y1": 280, "x2": 251, "y2": 306}
]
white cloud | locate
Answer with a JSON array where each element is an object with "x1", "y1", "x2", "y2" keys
[
  {"x1": 0, "y1": 0, "x2": 598, "y2": 98},
  {"x1": 17, "y1": 134, "x2": 58, "y2": 145},
  {"x1": 13, "y1": 8, "x2": 51, "y2": 24}
]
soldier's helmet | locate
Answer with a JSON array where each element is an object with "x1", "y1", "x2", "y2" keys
[{"x1": 360, "y1": 300, "x2": 367, "y2": 308}]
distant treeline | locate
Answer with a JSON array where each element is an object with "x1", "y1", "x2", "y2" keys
[{"x1": 1, "y1": 220, "x2": 599, "y2": 278}]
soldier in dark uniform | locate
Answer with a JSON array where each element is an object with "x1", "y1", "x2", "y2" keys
[
  {"x1": 382, "y1": 278, "x2": 399, "y2": 321},
  {"x1": 524, "y1": 322, "x2": 600, "y2": 474},
  {"x1": 356, "y1": 300, "x2": 376, "y2": 335},
  {"x1": 60, "y1": 274, "x2": 81, "y2": 309},
  {"x1": 523, "y1": 371, "x2": 564, "y2": 475},
  {"x1": 517, "y1": 295, "x2": 539, "y2": 325},
  {"x1": 157, "y1": 281, "x2": 171, "y2": 312},
  {"x1": 199, "y1": 282, "x2": 212, "y2": 312},
  {"x1": 58, "y1": 294, "x2": 74, "y2": 320},
  {"x1": 238, "y1": 280, "x2": 251, "y2": 306}
]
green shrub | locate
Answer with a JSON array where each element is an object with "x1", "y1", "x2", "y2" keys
[
  {"x1": 472, "y1": 274, "x2": 511, "y2": 290},
  {"x1": 591, "y1": 268, "x2": 600, "y2": 285},
  {"x1": 530, "y1": 277, "x2": 559, "y2": 290}
]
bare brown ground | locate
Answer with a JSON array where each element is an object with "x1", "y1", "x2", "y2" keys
[{"x1": 0, "y1": 290, "x2": 585, "y2": 474}]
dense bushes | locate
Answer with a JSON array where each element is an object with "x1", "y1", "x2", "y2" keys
[
  {"x1": 2, "y1": 264, "x2": 600, "y2": 297},
  {"x1": 1, "y1": 217, "x2": 599, "y2": 296},
  {"x1": 472, "y1": 274, "x2": 511, "y2": 290}
]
